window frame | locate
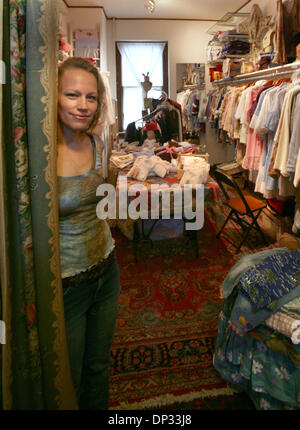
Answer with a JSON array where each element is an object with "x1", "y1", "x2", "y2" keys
[{"x1": 116, "y1": 41, "x2": 169, "y2": 132}]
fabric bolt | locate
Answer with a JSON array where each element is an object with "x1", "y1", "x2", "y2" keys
[
  {"x1": 239, "y1": 249, "x2": 300, "y2": 311},
  {"x1": 214, "y1": 301, "x2": 300, "y2": 410},
  {"x1": 214, "y1": 239, "x2": 300, "y2": 410},
  {"x1": 265, "y1": 311, "x2": 300, "y2": 344},
  {"x1": 282, "y1": 293, "x2": 300, "y2": 318},
  {"x1": 221, "y1": 247, "x2": 289, "y2": 299},
  {"x1": 228, "y1": 274, "x2": 300, "y2": 337}
]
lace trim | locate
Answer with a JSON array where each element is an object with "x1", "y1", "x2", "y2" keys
[{"x1": 38, "y1": 0, "x2": 77, "y2": 409}]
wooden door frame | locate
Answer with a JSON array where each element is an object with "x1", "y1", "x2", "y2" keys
[{"x1": 116, "y1": 41, "x2": 169, "y2": 132}]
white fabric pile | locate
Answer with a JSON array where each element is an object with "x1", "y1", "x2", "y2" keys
[
  {"x1": 180, "y1": 156, "x2": 210, "y2": 187},
  {"x1": 127, "y1": 155, "x2": 171, "y2": 181},
  {"x1": 110, "y1": 153, "x2": 134, "y2": 169}
]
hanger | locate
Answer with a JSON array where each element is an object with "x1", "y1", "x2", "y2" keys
[{"x1": 134, "y1": 105, "x2": 170, "y2": 124}]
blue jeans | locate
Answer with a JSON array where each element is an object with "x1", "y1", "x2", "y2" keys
[{"x1": 63, "y1": 255, "x2": 120, "y2": 410}]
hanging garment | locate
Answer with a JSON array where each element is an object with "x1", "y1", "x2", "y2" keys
[
  {"x1": 270, "y1": 85, "x2": 300, "y2": 176},
  {"x1": 286, "y1": 93, "x2": 300, "y2": 177}
]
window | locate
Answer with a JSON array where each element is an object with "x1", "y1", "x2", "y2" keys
[{"x1": 116, "y1": 42, "x2": 168, "y2": 131}]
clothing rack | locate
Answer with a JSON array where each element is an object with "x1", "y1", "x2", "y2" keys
[
  {"x1": 133, "y1": 103, "x2": 183, "y2": 141},
  {"x1": 213, "y1": 61, "x2": 300, "y2": 86},
  {"x1": 134, "y1": 105, "x2": 169, "y2": 124},
  {"x1": 177, "y1": 85, "x2": 205, "y2": 93}
]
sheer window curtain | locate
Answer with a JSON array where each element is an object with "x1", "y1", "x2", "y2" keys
[{"x1": 117, "y1": 42, "x2": 165, "y2": 129}]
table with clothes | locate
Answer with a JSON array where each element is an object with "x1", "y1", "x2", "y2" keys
[{"x1": 112, "y1": 168, "x2": 218, "y2": 262}]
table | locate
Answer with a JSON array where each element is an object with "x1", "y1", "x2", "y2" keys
[{"x1": 114, "y1": 171, "x2": 218, "y2": 262}]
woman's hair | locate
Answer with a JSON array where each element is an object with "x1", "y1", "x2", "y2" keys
[{"x1": 58, "y1": 57, "x2": 107, "y2": 132}]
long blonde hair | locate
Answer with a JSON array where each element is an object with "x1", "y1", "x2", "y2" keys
[{"x1": 58, "y1": 57, "x2": 107, "y2": 133}]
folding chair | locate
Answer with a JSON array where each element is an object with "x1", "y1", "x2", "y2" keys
[{"x1": 212, "y1": 169, "x2": 268, "y2": 253}]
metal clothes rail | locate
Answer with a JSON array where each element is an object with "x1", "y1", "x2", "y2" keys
[{"x1": 212, "y1": 61, "x2": 300, "y2": 86}]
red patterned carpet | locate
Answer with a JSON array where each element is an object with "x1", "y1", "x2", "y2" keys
[{"x1": 109, "y1": 217, "x2": 248, "y2": 409}]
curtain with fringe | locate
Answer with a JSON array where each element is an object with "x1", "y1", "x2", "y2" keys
[{"x1": 1, "y1": 0, "x2": 77, "y2": 409}]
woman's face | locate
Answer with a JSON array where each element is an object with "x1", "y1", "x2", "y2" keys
[{"x1": 58, "y1": 68, "x2": 98, "y2": 133}]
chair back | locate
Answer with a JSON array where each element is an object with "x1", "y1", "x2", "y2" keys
[{"x1": 212, "y1": 169, "x2": 252, "y2": 213}]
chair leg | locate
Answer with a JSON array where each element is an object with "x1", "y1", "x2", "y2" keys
[
  {"x1": 235, "y1": 223, "x2": 253, "y2": 253},
  {"x1": 235, "y1": 210, "x2": 265, "y2": 253},
  {"x1": 251, "y1": 210, "x2": 268, "y2": 246},
  {"x1": 216, "y1": 209, "x2": 233, "y2": 238}
]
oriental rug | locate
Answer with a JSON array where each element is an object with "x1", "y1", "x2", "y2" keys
[{"x1": 109, "y1": 218, "x2": 248, "y2": 410}]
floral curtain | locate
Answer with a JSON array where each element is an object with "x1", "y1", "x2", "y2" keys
[{"x1": 1, "y1": 0, "x2": 77, "y2": 409}]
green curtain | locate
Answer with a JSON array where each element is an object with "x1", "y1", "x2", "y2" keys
[{"x1": 1, "y1": 0, "x2": 77, "y2": 409}]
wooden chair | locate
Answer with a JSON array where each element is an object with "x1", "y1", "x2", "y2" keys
[{"x1": 212, "y1": 169, "x2": 268, "y2": 253}]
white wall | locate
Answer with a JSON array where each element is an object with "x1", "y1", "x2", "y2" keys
[
  {"x1": 59, "y1": 7, "x2": 106, "y2": 69},
  {"x1": 106, "y1": 0, "x2": 278, "y2": 99},
  {"x1": 107, "y1": 19, "x2": 213, "y2": 100},
  {"x1": 100, "y1": 9, "x2": 108, "y2": 72}
]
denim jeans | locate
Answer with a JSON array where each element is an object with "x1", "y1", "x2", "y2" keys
[{"x1": 63, "y1": 255, "x2": 120, "y2": 410}]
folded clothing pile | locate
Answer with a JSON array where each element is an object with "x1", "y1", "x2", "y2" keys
[
  {"x1": 155, "y1": 140, "x2": 197, "y2": 161},
  {"x1": 110, "y1": 153, "x2": 134, "y2": 169},
  {"x1": 180, "y1": 157, "x2": 210, "y2": 187},
  {"x1": 127, "y1": 155, "x2": 171, "y2": 181},
  {"x1": 219, "y1": 40, "x2": 250, "y2": 58},
  {"x1": 265, "y1": 310, "x2": 300, "y2": 344}
]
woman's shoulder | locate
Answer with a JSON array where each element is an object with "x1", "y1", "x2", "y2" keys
[{"x1": 88, "y1": 134, "x2": 104, "y2": 170}]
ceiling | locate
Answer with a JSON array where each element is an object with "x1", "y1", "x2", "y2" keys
[{"x1": 63, "y1": 0, "x2": 253, "y2": 21}]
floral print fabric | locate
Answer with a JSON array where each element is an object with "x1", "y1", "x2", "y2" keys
[{"x1": 214, "y1": 250, "x2": 300, "y2": 410}]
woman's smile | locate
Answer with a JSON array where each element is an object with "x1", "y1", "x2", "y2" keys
[{"x1": 70, "y1": 113, "x2": 91, "y2": 120}]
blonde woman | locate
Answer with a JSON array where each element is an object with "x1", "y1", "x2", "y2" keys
[{"x1": 57, "y1": 57, "x2": 120, "y2": 409}]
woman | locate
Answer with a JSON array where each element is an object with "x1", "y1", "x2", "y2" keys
[{"x1": 57, "y1": 57, "x2": 120, "y2": 410}]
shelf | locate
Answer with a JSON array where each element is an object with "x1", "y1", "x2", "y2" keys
[
  {"x1": 207, "y1": 56, "x2": 244, "y2": 66},
  {"x1": 218, "y1": 34, "x2": 249, "y2": 42},
  {"x1": 207, "y1": 12, "x2": 250, "y2": 35},
  {"x1": 212, "y1": 61, "x2": 300, "y2": 86},
  {"x1": 207, "y1": 60, "x2": 223, "y2": 66}
]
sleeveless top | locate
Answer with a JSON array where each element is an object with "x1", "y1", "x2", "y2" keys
[{"x1": 58, "y1": 135, "x2": 114, "y2": 279}]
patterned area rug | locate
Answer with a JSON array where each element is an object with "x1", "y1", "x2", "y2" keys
[{"x1": 109, "y1": 216, "x2": 259, "y2": 410}]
